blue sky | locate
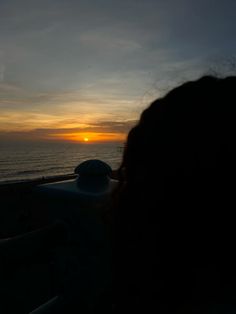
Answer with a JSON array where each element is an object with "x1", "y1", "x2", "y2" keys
[{"x1": 1, "y1": 0, "x2": 236, "y2": 142}]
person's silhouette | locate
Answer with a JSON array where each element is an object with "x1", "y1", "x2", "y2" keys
[{"x1": 114, "y1": 76, "x2": 236, "y2": 313}]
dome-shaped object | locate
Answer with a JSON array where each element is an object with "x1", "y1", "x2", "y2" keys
[
  {"x1": 74, "y1": 159, "x2": 112, "y2": 194},
  {"x1": 74, "y1": 159, "x2": 112, "y2": 176}
]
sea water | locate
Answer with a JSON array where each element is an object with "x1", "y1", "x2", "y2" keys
[{"x1": 0, "y1": 141, "x2": 123, "y2": 182}]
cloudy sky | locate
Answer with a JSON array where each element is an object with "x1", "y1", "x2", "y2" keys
[{"x1": 1, "y1": 0, "x2": 236, "y2": 142}]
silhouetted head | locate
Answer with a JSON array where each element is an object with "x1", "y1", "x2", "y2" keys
[
  {"x1": 115, "y1": 76, "x2": 236, "y2": 313},
  {"x1": 120, "y1": 76, "x2": 236, "y2": 189}
]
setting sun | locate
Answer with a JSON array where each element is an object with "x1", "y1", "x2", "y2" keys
[{"x1": 51, "y1": 131, "x2": 127, "y2": 143}]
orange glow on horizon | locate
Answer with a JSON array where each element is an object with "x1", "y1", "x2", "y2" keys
[{"x1": 51, "y1": 131, "x2": 126, "y2": 143}]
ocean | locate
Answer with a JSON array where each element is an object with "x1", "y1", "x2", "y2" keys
[{"x1": 0, "y1": 141, "x2": 124, "y2": 183}]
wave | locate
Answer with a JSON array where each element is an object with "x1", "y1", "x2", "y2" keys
[
  {"x1": 14, "y1": 169, "x2": 45, "y2": 175},
  {"x1": 0, "y1": 142, "x2": 122, "y2": 182}
]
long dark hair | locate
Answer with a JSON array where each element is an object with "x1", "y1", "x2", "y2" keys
[{"x1": 114, "y1": 76, "x2": 236, "y2": 312}]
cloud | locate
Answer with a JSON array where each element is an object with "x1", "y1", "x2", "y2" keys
[
  {"x1": 0, "y1": 119, "x2": 136, "y2": 142},
  {"x1": 0, "y1": 81, "x2": 141, "y2": 123},
  {"x1": 1, "y1": 0, "x2": 236, "y2": 143},
  {"x1": 79, "y1": 31, "x2": 142, "y2": 54},
  {"x1": 0, "y1": 64, "x2": 5, "y2": 82}
]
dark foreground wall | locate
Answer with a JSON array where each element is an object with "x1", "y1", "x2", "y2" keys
[{"x1": 0, "y1": 176, "x2": 112, "y2": 314}]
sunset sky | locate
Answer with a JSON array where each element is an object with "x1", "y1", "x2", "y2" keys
[{"x1": 1, "y1": 0, "x2": 236, "y2": 143}]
